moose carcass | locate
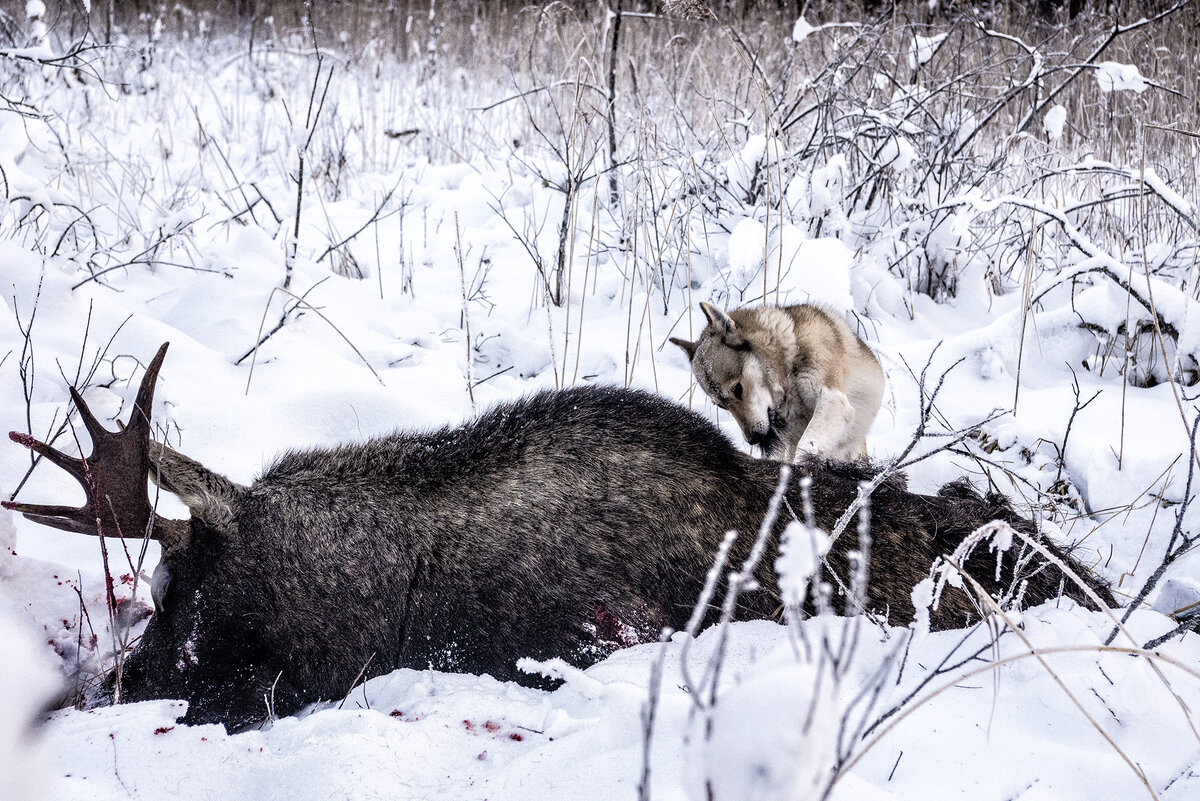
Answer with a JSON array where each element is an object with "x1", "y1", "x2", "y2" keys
[{"x1": 4, "y1": 343, "x2": 1112, "y2": 727}]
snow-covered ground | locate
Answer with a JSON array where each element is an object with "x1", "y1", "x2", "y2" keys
[{"x1": 2, "y1": 5, "x2": 1200, "y2": 799}]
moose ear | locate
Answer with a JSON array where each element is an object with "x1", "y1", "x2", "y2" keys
[
  {"x1": 669, "y1": 336, "x2": 698, "y2": 361},
  {"x1": 148, "y1": 440, "x2": 244, "y2": 533},
  {"x1": 699, "y1": 302, "x2": 748, "y2": 349}
]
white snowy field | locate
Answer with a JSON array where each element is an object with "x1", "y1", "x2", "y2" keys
[{"x1": 2, "y1": 3, "x2": 1200, "y2": 799}]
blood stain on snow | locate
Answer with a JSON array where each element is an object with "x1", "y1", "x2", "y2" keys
[
  {"x1": 461, "y1": 717, "x2": 529, "y2": 743},
  {"x1": 389, "y1": 709, "x2": 421, "y2": 721}
]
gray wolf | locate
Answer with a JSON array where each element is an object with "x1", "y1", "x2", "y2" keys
[
  {"x1": 5, "y1": 344, "x2": 1109, "y2": 728},
  {"x1": 671, "y1": 302, "x2": 884, "y2": 462}
]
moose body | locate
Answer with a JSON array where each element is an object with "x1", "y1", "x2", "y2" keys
[
  {"x1": 6, "y1": 345, "x2": 1112, "y2": 728},
  {"x1": 133, "y1": 387, "x2": 798, "y2": 724}
]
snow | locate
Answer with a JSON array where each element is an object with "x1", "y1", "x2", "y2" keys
[
  {"x1": 774, "y1": 236, "x2": 854, "y2": 311},
  {"x1": 775, "y1": 520, "x2": 831, "y2": 610},
  {"x1": 0, "y1": 573, "x2": 59, "y2": 801},
  {"x1": 722, "y1": 134, "x2": 782, "y2": 204},
  {"x1": 791, "y1": 17, "x2": 860, "y2": 44},
  {"x1": 1094, "y1": 61, "x2": 1149, "y2": 93},
  {"x1": 879, "y1": 135, "x2": 917, "y2": 171},
  {"x1": 25, "y1": 611, "x2": 1198, "y2": 801},
  {"x1": 908, "y1": 33, "x2": 947, "y2": 70},
  {"x1": 1151, "y1": 577, "x2": 1200, "y2": 619},
  {"x1": 792, "y1": 17, "x2": 817, "y2": 44},
  {"x1": 1, "y1": 10, "x2": 1199, "y2": 801},
  {"x1": 728, "y1": 215, "x2": 767, "y2": 289},
  {"x1": 686, "y1": 662, "x2": 836, "y2": 801},
  {"x1": 1044, "y1": 103, "x2": 1067, "y2": 141}
]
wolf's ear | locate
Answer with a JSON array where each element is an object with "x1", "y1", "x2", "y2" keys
[
  {"x1": 699, "y1": 302, "x2": 732, "y2": 329},
  {"x1": 699, "y1": 302, "x2": 748, "y2": 349},
  {"x1": 669, "y1": 336, "x2": 698, "y2": 361}
]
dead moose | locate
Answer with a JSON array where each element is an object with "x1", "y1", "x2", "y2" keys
[{"x1": 4, "y1": 343, "x2": 1112, "y2": 728}]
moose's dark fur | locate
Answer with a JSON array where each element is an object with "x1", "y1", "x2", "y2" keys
[{"x1": 5, "y1": 346, "x2": 1112, "y2": 729}]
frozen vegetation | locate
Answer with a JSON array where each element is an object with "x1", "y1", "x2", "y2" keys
[{"x1": 1, "y1": 1, "x2": 1200, "y2": 798}]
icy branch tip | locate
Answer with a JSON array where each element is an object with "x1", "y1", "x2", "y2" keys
[{"x1": 8, "y1": 431, "x2": 35, "y2": 447}]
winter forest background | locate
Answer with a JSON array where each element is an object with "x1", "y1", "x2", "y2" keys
[{"x1": 3, "y1": 1, "x2": 1200, "y2": 799}]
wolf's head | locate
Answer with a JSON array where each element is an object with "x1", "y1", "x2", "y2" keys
[{"x1": 670, "y1": 302, "x2": 785, "y2": 456}]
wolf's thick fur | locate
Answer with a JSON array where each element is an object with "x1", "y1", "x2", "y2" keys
[
  {"x1": 8, "y1": 354, "x2": 1112, "y2": 728},
  {"x1": 671, "y1": 302, "x2": 884, "y2": 462}
]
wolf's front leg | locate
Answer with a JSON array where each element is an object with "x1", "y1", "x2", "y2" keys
[{"x1": 793, "y1": 387, "x2": 855, "y2": 462}]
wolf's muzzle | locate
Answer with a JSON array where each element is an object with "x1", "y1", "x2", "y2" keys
[{"x1": 746, "y1": 428, "x2": 771, "y2": 446}]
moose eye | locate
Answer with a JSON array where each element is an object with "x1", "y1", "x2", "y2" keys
[{"x1": 732, "y1": 383, "x2": 743, "y2": 401}]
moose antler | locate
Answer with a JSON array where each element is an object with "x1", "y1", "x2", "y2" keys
[{"x1": 2, "y1": 343, "x2": 179, "y2": 545}]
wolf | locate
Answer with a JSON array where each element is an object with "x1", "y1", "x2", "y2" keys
[{"x1": 670, "y1": 302, "x2": 885, "y2": 463}]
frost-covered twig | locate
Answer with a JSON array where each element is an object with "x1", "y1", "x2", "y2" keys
[
  {"x1": 1052, "y1": 367, "x2": 1102, "y2": 485},
  {"x1": 1034, "y1": 158, "x2": 1198, "y2": 234},
  {"x1": 1107, "y1": 414, "x2": 1200, "y2": 645},
  {"x1": 469, "y1": 80, "x2": 607, "y2": 114},
  {"x1": 1008, "y1": 1, "x2": 1193, "y2": 138},
  {"x1": 315, "y1": 178, "x2": 407, "y2": 266},
  {"x1": 844, "y1": 642, "x2": 1200, "y2": 781},
  {"x1": 637, "y1": 627, "x2": 672, "y2": 801},
  {"x1": 1144, "y1": 616, "x2": 1200, "y2": 650},
  {"x1": 241, "y1": 283, "x2": 383, "y2": 392},
  {"x1": 603, "y1": 0, "x2": 623, "y2": 209},
  {"x1": 857, "y1": 623, "x2": 993, "y2": 740},
  {"x1": 486, "y1": 67, "x2": 604, "y2": 308},
  {"x1": 699, "y1": 465, "x2": 791, "y2": 709},
  {"x1": 71, "y1": 219, "x2": 204, "y2": 291},
  {"x1": 826, "y1": 347, "x2": 1001, "y2": 546},
  {"x1": 945, "y1": 22, "x2": 1046, "y2": 160},
  {"x1": 282, "y1": 55, "x2": 335, "y2": 292},
  {"x1": 670, "y1": 526, "x2": 739, "y2": 716},
  {"x1": 928, "y1": 562, "x2": 1158, "y2": 799},
  {"x1": 0, "y1": 38, "x2": 111, "y2": 118},
  {"x1": 454, "y1": 213, "x2": 477, "y2": 416},
  {"x1": 939, "y1": 191, "x2": 1180, "y2": 339}
]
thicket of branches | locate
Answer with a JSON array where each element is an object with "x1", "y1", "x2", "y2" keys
[{"x1": 4, "y1": 0, "x2": 1197, "y2": 421}]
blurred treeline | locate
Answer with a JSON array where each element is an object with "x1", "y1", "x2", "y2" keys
[
  {"x1": 8, "y1": 0, "x2": 1182, "y2": 31},
  {"x1": 1, "y1": 0, "x2": 1193, "y2": 63}
]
